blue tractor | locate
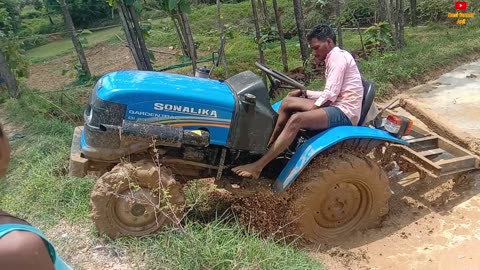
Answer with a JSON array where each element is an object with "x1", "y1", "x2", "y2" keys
[{"x1": 70, "y1": 63, "x2": 457, "y2": 241}]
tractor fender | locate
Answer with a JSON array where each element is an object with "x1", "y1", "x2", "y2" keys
[{"x1": 272, "y1": 126, "x2": 408, "y2": 193}]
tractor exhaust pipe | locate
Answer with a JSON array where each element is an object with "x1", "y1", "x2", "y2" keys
[{"x1": 99, "y1": 121, "x2": 210, "y2": 147}]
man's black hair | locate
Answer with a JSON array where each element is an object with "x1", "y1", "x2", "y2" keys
[{"x1": 307, "y1": 24, "x2": 336, "y2": 44}]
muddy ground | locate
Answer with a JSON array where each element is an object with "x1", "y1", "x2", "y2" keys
[
  {"x1": 218, "y1": 60, "x2": 480, "y2": 270},
  {"x1": 8, "y1": 44, "x2": 480, "y2": 269},
  {"x1": 311, "y1": 59, "x2": 480, "y2": 270}
]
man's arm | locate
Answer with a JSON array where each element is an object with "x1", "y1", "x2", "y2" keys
[{"x1": 306, "y1": 55, "x2": 348, "y2": 108}]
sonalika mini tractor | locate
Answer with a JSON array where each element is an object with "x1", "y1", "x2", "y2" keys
[{"x1": 70, "y1": 62, "x2": 480, "y2": 241}]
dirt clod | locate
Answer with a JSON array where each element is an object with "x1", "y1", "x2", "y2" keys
[{"x1": 231, "y1": 190, "x2": 293, "y2": 237}]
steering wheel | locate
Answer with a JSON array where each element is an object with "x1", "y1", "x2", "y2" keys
[{"x1": 255, "y1": 62, "x2": 306, "y2": 96}]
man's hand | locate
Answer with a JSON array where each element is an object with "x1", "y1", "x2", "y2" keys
[
  {"x1": 287, "y1": 89, "x2": 303, "y2": 97},
  {"x1": 310, "y1": 104, "x2": 320, "y2": 111}
]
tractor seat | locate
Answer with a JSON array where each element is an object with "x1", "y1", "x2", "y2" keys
[
  {"x1": 358, "y1": 79, "x2": 375, "y2": 126},
  {"x1": 299, "y1": 79, "x2": 375, "y2": 138}
]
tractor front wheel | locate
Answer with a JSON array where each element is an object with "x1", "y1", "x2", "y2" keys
[
  {"x1": 90, "y1": 161, "x2": 185, "y2": 239},
  {"x1": 289, "y1": 153, "x2": 391, "y2": 242}
]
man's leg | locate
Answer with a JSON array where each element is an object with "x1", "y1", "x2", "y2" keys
[
  {"x1": 232, "y1": 108, "x2": 330, "y2": 179},
  {"x1": 268, "y1": 97, "x2": 315, "y2": 146}
]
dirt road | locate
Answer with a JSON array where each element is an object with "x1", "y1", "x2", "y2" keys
[{"x1": 318, "y1": 59, "x2": 480, "y2": 270}]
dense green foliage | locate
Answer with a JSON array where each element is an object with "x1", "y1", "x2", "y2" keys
[
  {"x1": 0, "y1": 0, "x2": 30, "y2": 82},
  {"x1": 45, "y1": 0, "x2": 113, "y2": 28}
]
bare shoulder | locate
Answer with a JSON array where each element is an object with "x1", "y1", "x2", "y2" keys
[{"x1": 0, "y1": 231, "x2": 54, "y2": 270}]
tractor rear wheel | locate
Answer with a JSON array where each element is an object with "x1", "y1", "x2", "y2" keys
[
  {"x1": 90, "y1": 161, "x2": 185, "y2": 239},
  {"x1": 289, "y1": 153, "x2": 391, "y2": 242}
]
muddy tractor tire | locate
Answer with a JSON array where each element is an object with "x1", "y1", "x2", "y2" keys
[
  {"x1": 90, "y1": 161, "x2": 185, "y2": 239},
  {"x1": 290, "y1": 153, "x2": 391, "y2": 242}
]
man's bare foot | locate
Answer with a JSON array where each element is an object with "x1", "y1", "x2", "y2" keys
[{"x1": 231, "y1": 163, "x2": 262, "y2": 179}]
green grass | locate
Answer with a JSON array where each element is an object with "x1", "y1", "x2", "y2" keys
[
  {"x1": 144, "y1": 4, "x2": 480, "y2": 99},
  {"x1": 25, "y1": 0, "x2": 480, "y2": 99},
  {"x1": 0, "y1": 87, "x2": 323, "y2": 270},
  {"x1": 357, "y1": 22, "x2": 480, "y2": 96},
  {"x1": 0, "y1": 89, "x2": 90, "y2": 224},
  {"x1": 26, "y1": 27, "x2": 123, "y2": 63},
  {"x1": 117, "y1": 221, "x2": 322, "y2": 270}
]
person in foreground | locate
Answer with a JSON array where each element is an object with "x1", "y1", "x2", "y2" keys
[
  {"x1": 0, "y1": 124, "x2": 72, "y2": 270},
  {"x1": 232, "y1": 24, "x2": 364, "y2": 179}
]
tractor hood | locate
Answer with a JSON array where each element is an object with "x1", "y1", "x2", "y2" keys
[
  {"x1": 91, "y1": 70, "x2": 236, "y2": 146},
  {"x1": 96, "y1": 70, "x2": 235, "y2": 113}
]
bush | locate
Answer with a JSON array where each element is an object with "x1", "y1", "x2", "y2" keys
[
  {"x1": 302, "y1": 0, "x2": 335, "y2": 29},
  {"x1": 340, "y1": 0, "x2": 377, "y2": 27},
  {"x1": 46, "y1": 0, "x2": 113, "y2": 28},
  {"x1": 417, "y1": 0, "x2": 450, "y2": 22},
  {"x1": 19, "y1": 16, "x2": 65, "y2": 36},
  {"x1": 20, "y1": 8, "x2": 43, "y2": 19},
  {"x1": 0, "y1": 0, "x2": 21, "y2": 31},
  {"x1": 20, "y1": 34, "x2": 49, "y2": 50},
  {"x1": 142, "y1": 9, "x2": 168, "y2": 20},
  {"x1": 364, "y1": 21, "x2": 394, "y2": 50}
]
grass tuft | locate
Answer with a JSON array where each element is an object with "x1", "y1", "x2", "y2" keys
[{"x1": 115, "y1": 219, "x2": 323, "y2": 270}]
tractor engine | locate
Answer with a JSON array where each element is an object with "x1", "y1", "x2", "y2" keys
[{"x1": 79, "y1": 70, "x2": 277, "y2": 175}]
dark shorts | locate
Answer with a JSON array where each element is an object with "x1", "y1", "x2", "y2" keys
[{"x1": 323, "y1": 106, "x2": 352, "y2": 127}]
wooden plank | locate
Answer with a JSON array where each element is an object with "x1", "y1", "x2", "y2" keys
[
  {"x1": 398, "y1": 155, "x2": 438, "y2": 178},
  {"x1": 418, "y1": 148, "x2": 445, "y2": 158},
  {"x1": 437, "y1": 156, "x2": 477, "y2": 174},
  {"x1": 410, "y1": 125, "x2": 431, "y2": 136},
  {"x1": 437, "y1": 137, "x2": 471, "y2": 157},
  {"x1": 402, "y1": 135, "x2": 415, "y2": 140},
  {"x1": 388, "y1": 144, "x2": 442, "y2": 176},
  {"x1": 406, "y1": 135, "x2": 438, "y2": 144},
  {"x1": 407, "y1": 135, "x2": 439, "y2": 152}
]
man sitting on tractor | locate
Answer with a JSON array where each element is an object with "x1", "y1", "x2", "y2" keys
[{"x1": 232, "y1": 24, "x2": 364, "y2": 179}]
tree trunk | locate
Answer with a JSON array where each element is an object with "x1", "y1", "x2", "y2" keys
[
  {"x1": 335, "y1": 0, "x2": 343, "y2": 48},
  {"x1": 0, "y1": 51, "x2": 19, "y2": 98},
  {"x1": 127, "y1": 5, "x2": 153, "y2": 70},
  {"x1": 390, "y1": 0, "x2": 405, "y2": 49},
  {"x1": 179, "y1": 10, "x2": 197, "y2": 74},
  {"x1": 390, "y1": 0, "x2": 398, "y2": 47},
  {"x1": 59, "y1": 0, "x2": 91, "y2": 77},
  {"x1": 410, "y1": 0, "x2": 417, "y2": 26},
  {"x1": 118, "y1": 4, "x2": 143, "y2": 69},
  {"x1": 251, "y1": 0, "x2": 265, "y2": 64},
  {"x1": 251, "y1": 0, "x2": 265, "y2": 80},
  {"x1": 42, "y1": 0, "x2": 55, "y2": 25},
  {"x1": 378, "y1": 0, "x2": 387, "y2": 22},
  {"x1": 259, "y1": 0, "x2": 270, "y2": 27},
  {"x1": 272, "y1": 0, "x2": 288, "y2": 72},
  {"x1": 216, "y1": 0, "x2": 228, "y2": 76},
  {"x1": 386, "y1": 0, "x2": 393, "y2": 23},
  {"x1": 45, "y1": 5, "x2": 55, "y2": 25},
  {"x1": 355, "y1": 18, "x2": 368, "y2": 60},
  {"x1": 398, "y1": 0, "x2": 405, "y2": 48},
  {"x1": 172, "y1": 16, "x2": 189, "y2": 56},
  {"x1": 292, "y1": 0, "x2": 308, "y2": 63},
  {"x1": 176, "y1": 12, "x2": 191, "y2": 57},
  {"x1": 47, "y1": 14, "x2": 54, "y2": 25}
]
